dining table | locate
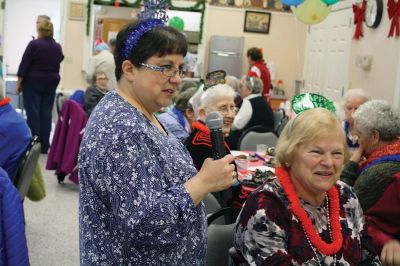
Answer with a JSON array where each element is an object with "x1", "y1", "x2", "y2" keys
[{"x1": 231, "y1": 150, "x2": 275, "y2": 194}]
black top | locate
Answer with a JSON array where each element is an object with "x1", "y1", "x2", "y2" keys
[
  {"x1": 243, "y1": 96, "x2": 274, "y2": 132},
  {"x1": 84, "y1": 86, "x2": 107, "y2": 116}
]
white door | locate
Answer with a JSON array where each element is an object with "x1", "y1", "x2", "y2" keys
[{"x1": 302, "y1": 1, "x2": 353, "y2": 102}]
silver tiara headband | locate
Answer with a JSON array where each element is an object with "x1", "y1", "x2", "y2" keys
[{"x1": 122, "y1": 0, "x2": 169, "y2": 59}]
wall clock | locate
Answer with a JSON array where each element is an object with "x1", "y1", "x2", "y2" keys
[{"x1": 365, "y1": 0, "x2": 383, "y2": 28}]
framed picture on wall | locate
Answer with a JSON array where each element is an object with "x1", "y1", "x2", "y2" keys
[
  {"x1": 244, "y1": 11, "x2": 271, "y2": 34},
  {"x1": 69, "y1": 2, "x2": 85, "y2": 21}
]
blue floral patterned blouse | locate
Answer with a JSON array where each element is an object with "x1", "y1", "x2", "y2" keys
[{"x1": 78, "y1": 91, "x2": 206, "y2": 265}]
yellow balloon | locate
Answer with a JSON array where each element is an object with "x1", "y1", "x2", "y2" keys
[{"x1": 291, "y1": 0, "x2": 331, "y2": 25}]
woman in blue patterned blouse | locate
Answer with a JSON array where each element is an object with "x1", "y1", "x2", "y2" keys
[{"x1": 78, "y1": 21, "x2": 238, "y2": 265}]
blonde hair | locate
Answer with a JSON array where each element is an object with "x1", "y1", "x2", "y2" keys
[
  {"x1": 37, "y1": 20, "x2": 54, "y2": 38},
  {"x1": 275, "y1": 108, "x2": 349, "y2": 167}
]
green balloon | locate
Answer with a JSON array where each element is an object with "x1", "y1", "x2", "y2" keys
[{"x1": 168, "y1": 16, "x2": 185, "y2": 31}]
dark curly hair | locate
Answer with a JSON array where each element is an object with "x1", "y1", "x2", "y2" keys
[{"x1": 247, "y1": 47, "x2": 263, "y2": 61}]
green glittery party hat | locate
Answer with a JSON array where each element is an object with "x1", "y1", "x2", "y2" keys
[{"x1": 291, "y1": 93, "x2": 336, "y2": 114}]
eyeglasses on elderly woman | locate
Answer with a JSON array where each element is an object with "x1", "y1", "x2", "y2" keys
[{"x1": 206, "y1": 104, "x2": 238, "y2": 115}]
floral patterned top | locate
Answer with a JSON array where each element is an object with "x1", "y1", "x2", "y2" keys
[
  {"x1": 231, "y1": 176, "x2": 381, "y2": 265},
  {"x1": 78, "y1": 91, "x2": 206, "y2": 265}
]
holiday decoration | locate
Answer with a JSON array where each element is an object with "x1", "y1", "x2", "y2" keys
[
  {"x1": 276, "y1": 167, "x2": 343, "y2": 256},
  {"x1": 282, "y1": 0, "x2": 304, "y2": 7},
  {"x1": 387, "y1": 0, "x2": 400, "y2": 37},
  {"x1": 168, "y1": 16, "x2": 185, "y2": 31},
  {"x1": 291, "y1": 93, "x2": 336, "y2": 114},
  {"x1": 322, "y1": 0, "x2": 339, "y2": 6},
  {"x1": 91, "y1": 0, "x2": 206, "y2": 43},
  {"x1": 291, "y1": 0, "x2": 331, "y2": 25},
  {"x1": 353, "y1": 0, "x2": 366, "y2": 39}
]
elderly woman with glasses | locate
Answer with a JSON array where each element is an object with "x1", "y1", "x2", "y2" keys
[
  {"x1": 184, "y1": 83, "x2": 246, "y2": 208},
  {"x1": 83, "y1": 71, "x2": 110, "y2": 116},
  {"x1": 231, "y1": 107, "x2": 381, "y2": 265},
  {"x1": 341, "y1": 100, "x2": 400, "y2": 265},
  {"x1": 78, "y1": 14, "x2": 237, "y2": 265}
]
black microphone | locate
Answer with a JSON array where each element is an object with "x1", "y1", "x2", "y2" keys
[
  {"x1": 205, "y1": 111, "x2": 226, "y2": 160},
  {"x1": 205, "y1": 111, "x2": 239, "y2": 187}
]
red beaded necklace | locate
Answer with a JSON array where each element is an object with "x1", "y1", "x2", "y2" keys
[{"x1": 275, "y1": 167, "x2": 343, "y2": 255}]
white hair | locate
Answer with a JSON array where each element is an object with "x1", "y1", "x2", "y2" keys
[
  {"x1": 225, "y1": 75, "x2": 240, "y2": 93},
  {"x1": 353, "y1": 100, "x2": 400, "y2": 141},
  {"x1": 200, "y1": 83, "x2": 236, "y2": 108},
  {"x1": 188, "y1": 85, "x2": 204, "y2": 116},
  {"x1": 344, "y1": 88, "x2": 369, "y2": 103}
]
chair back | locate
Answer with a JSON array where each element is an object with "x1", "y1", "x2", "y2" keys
[
  {"x1": 13, "y1": 136, "x2": 41, "y2": 201},
  {"x1": 206, "y1": 207, "x2": 240, "y2": 266},
  {"x1": 203, "y1": 193, "x2": 225, "y2": 225},
  {"x1": 56, "y1": 92, "x2": 69, "y2": 115},
  {"x1": 238, "y1": 127, "x2": 278, "y2": 151},
  {"x1": 273, "y1": 108, "x2": 289, "y2": 136}
]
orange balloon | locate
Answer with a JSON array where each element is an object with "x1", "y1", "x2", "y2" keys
[{"x1": 291, "y1": 0, "x2": 331, "y2": 25}]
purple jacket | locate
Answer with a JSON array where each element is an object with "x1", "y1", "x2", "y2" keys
[
  {"x1": 46, "y1": 100, "x2": 88, "y2": 184},
  {"x1": 17, "y1": 38, "x2": 64, "y2": 88}
]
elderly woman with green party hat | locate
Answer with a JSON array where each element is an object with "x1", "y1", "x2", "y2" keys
[{"x1": 231, "y1": 93, "x2": 381, "y2": 265}]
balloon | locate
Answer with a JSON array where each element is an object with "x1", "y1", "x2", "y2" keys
[
  {"x1": 168, "y1": 16, "x2": 185, "y2": 32},
  {"x1": 282, "y1": 0, "x2": 304, "y2": 6},
  {"x1": 291, "y1": 0, "x2": 331, "y2": 25},
  {"x1": 322, "y1": 0, "x2": 339, "y2": 5}
]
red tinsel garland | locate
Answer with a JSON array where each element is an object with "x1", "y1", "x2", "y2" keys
[
  {"x1": 353, "y1": 0, "x2": 366, "y2": 40},
  {"x1": 388, "y1": 0, "x2": 400, "y2": 37},
  {"x1": 275, "y1": 167, "x2": 343, "y2": 255}
]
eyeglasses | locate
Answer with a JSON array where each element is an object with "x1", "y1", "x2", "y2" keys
[
  {"x1": 207, "y1": 105, "x2": 238, "y2": 115},
  {"x1": 139, "y1": 63, "x2": 184, "y2": 78},
  {"x1": 96, "y1": 77, "x2": 109, "y2": 81}
]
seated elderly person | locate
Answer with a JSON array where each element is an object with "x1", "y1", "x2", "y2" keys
[
  {"x1": 232, "y1": 103, "x2": 381, "y2": 264},
  {"x1": 226, "y1": 75, "x2": 242, "y2": 108},
  {"x1": 84, "y1": 71, "x2": 110, "y2": 116},
  {"x1": 0, "y1": 89, "x2": 31, "y2": 178},
  {"x1": 157, "y1": 87, "x2": 197, "y2": 142},
  {"x1": 232, "y1": 76, "x2": 274, "y2": 132},
  {"x1": 342, "y1": 88, "x2": 369, "y2": 149},
  {"x1": 184, "y1": 83, "x2": 245, "y2": 208},
  {"x1": 341, "y1": 100, "x2": 400, "y2": 265}
]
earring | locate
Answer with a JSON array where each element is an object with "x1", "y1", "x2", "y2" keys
[{"x1": 285, "y1": 162, "x2": 290, "y2": 167}]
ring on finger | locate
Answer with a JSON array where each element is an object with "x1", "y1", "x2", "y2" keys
[{"x1": 232, "y1": 171, "x2": 237, "y2": 179}]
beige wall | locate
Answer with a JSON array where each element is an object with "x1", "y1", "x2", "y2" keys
[
  {"x1": 60, "y1": 2, "x2": 307, "y2": 98},
  {"x1": 201, "y1": 6, "x2": 307, "y2": 99},
  {"x1": 349, "y1": 0, "x2": 400, "y2": 106},
  {"x1": 60, "y1": 0, "x2": 89, "y2": 91}
]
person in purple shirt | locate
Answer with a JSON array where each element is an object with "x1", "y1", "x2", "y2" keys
[{"x1": 17, "y1": 19, "x2": 64, "y2": 153}]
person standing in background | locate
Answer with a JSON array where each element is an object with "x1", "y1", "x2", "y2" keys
[
  {"x1": 86, "y1": 42, "x2": 117, "y2": 90},
  {"x1": 247, "y1": 47, "x2": 271, "y2": 102},
  {"x1": 17, "y1": 19, "x2": 64, "y2": 154}
]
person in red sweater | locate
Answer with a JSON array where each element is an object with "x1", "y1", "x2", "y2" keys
[{"x1": 246, "y1": 47, "x2": 271, "y2": 102}]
